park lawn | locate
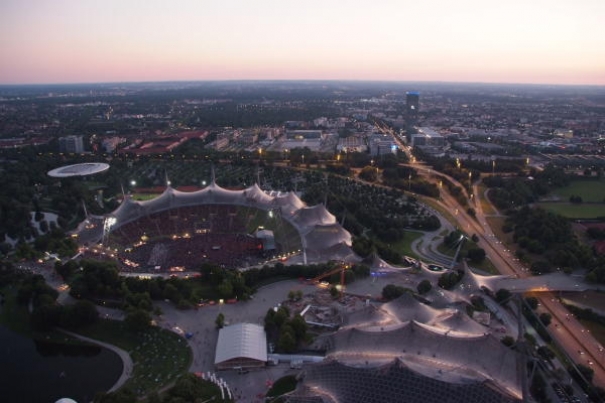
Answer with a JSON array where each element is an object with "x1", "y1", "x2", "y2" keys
[
  {"x1": 419, "y1": 195, "x2": 459, "y2": 228},
  {"x1": 486, "y1": 216, "x2": 514, "y2": 245},
  {"x1": 435, "y1": 239, "x2": 500, "y2": 275},
  {"x1": 77, "y1": 319, "x2": 192, "y2": 396},
  {"x1": 477, "y1": 183, "x2": 497, "y2": 216},
  {"x1": 390, "y1": 230, "x2": 425, "y2": 259},
  {"x1": 537, "y1": 202, "x2": 605, "y2": 219},
  {"x1": 550, "y1": 179, "x2": 605, "y2": 203},
  {"x1": 131, "y1": 193, "x2": 161, "y2": 201}
]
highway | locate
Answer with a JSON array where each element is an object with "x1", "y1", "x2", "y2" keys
[
  {"x1": 425, "y1": 166, "x2": 605, "y2": 389},
  {"x1": 372, "y1": 114, "x2": 605, "y2": 389}
]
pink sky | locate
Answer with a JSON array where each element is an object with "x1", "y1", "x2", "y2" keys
[{"x1": 1, "y1": 0, "x2": 604, "y2": 85}]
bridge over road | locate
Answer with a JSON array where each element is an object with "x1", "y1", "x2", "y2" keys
[{"x1": 490, "y1": 272, "x2": 604, "y2": 294}]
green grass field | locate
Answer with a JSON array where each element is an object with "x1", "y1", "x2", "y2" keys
[
  {"x1": 477, "y1": 184, "x2": 498, "y2": 215},
  {"x1": 536, "y1": 202, "x2": 605, "y2": 219},
  {"x1": 390, "y1": 230, "x2": 425, "y2": 259},
  {"x1": 131, "y1": 193, "x2": 162, "y2": 201},
  {"x1": 536, "y1": 179, "x2": 605, "y2": 218},
  {"x1": 1, "y1": 288, "x2": 191, "y2": 396},
  {"x1": 77, "y1": 319, "x2": 192, "y2": 396},
  {"x1": 549, "y1": 179, "x2": 605, "y2": 203}
]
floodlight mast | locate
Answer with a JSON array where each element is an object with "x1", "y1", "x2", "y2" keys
[
  {"x1": 102, "y1": 217, "x2": 117, "y2": 246},
  {"x1": 450, "y1": 235, "x2": 466, "y2": 270}
]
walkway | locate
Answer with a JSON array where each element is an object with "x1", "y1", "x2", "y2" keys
[{"x1": 59, "y1": 329, "x2": 134, "y2": 393}]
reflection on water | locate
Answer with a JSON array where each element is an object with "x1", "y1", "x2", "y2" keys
[{"x1": 0, "y1": 325, "x2": 122, "y2": 403}]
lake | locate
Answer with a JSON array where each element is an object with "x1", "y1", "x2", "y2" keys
[{"x1": 0, "y1": 325, "x2": 123, "y2": 403}]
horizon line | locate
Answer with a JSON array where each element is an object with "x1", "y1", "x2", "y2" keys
[{"x1": 1, "y1": 78, "x2": 604, "y2": 88}]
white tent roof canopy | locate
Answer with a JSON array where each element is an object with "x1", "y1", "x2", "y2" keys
[{"x1": 215, "y1": 323, "x2": 267, "y2": 365}]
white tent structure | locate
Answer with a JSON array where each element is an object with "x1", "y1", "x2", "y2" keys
[
  {"x1": 73, "y1": 181, "x2": 355, "y2": 264},
  {"x1": 214, "y1": 323, "x2": 267, "y2": 370}
]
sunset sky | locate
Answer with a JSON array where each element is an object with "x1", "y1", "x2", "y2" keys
[{"x1": 1, "y1": 0, "x2": 604, "y2": 85}]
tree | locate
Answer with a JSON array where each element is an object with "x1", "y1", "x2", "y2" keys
[
  {"x1": 217, "y1": 280, "x2": 233, "y2": 299},
  {"x1": 61, "y1": 300, "x2": 99, "y2": 328},
  {"x1": 358, "y1": 166, "x2": 378, "y2": 182},
  {"x1": 352, "y1": 237, "x2": 373, "y2": 258},
  {"x1": 539, "y1": 312, "x2": 552, "y2": 327},
  {"x1": 264, "y1": 308, "x2": 276, "y2": 331},
  {"x1": 382, "y1": 284, "x2": 405, "y2": 300},
  {"x1": 215, "y1": 313, "x2": 225, "y2": 329},
  {"x1": 525, "y1": 297, "x2": 538, "y2": 310},
  {"x1": 501, "y1": 336, "x2": 515, "y2": 347},
  {"x1": 289, "y1": 314, "x2": 308, "y2": 342},
  {"x1": 273, "y1": 306, "x2": 290, "y2": 328},
  {"x1": 495, "y1": 288, "x2": 512, "y2": 305},
  {"x1": 576, "y1": 364, "x2": 594, "y2": 383},
  {"x1": 437, "y1": 270, "x2": 463, "y2": 290},
  {"x1": 31, "y1": 303, "x2": 62, "y2": 331},
  {"x1": 537, "y1": 345, "x2": 555, "y2": 360},
  {"x1": 288, "y1": 290, "x2": 303, "y2": 302},
  {"x1": 416, "y1": 279, "x2": 432, "y2": 295},
  {"x1": 466, "y1": 247, "x2": 486, "y2": 263},
  {"x1": 277, "y1": 331, "x2": 296, "y2": 353},
  {"x1": 124, "y1": 309, "x2": 151, "y2": 332}
]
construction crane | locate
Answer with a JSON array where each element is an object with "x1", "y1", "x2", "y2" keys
[{"x1": 309, "y1": 263, "x2": 350, "y2": 300}]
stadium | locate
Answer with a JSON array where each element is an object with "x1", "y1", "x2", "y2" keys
[
  {"x1": 282, "y1": 295, "x2": 523, "y2": 403},
  {"x1": 73, "y1": 180, "x2": 357, "y2": 271}
]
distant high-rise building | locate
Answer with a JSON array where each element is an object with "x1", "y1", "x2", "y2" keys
[
  {"x1": 406, "y1": 91, "x2": 420, "y2": 139},
  {"x1": 59, "y1": 135, "x2": 85, "y2": 153}
]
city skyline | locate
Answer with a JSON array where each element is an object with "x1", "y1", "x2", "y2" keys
[{"x1": 1, "y1": 0, "x2": 605, "y2": 86}]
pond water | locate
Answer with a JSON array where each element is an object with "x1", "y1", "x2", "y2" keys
[{"x1": 0, "y1": 325, "x2": 123, "y2": 403}]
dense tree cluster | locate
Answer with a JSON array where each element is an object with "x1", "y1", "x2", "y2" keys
[
  {"x1": 416, "y1": 279, "x2": 432, "y2": 294},
  {"x1": 14, "y1": 273, "x2": 99, "y2": 331},
  {"x1": 381, "y1": 284, "x2": 410, "y2": 300},
  {"x1": 55, "y1": 259, "x2": 371, "y2": 312},
  {"x1": 381, "y1": 165, "x2": 440, "y2": 198},
  {"x1": 352, "y1": 236, "x2": 405, "y2": 265},
  {"x1": 495, "y1": 288, "x2": 512, "y2": 305},
  {"x1": 264, "y1": 306, "x2": 308, "y2": 353},
  {"x1": 483, "y1": 164, "x2": 570, "y2": 211},
  {"x1": 437, "y1": 270, "x2": 464, "y2": 290},
  {"x1": 506, "y1": 206, "x2": 593, "y2": 273},
  {"x1": 303, "y1": 171, "x2": 439, "y2": 246},
  {"x1": 95, "y1": 372, "x2": 230, "y2": 403},
  {"x1": 419, "y1": 151, "x2": 527, "y2": 176}
]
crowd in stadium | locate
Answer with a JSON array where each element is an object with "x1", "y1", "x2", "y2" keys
[{"x1": 108, "y1": 205, "x2": 266, "y2": 270}]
